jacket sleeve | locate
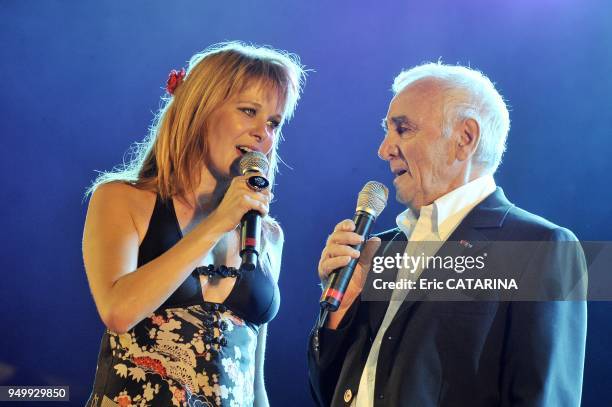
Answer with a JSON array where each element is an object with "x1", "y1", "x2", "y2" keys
[
  {"x1": 307, "y1": 296, "x2": 363, "y2": 407},
  {"x1": 500, "y1": 228, "x2": 588, "y2": 407}
]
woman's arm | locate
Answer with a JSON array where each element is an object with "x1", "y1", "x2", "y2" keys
[
  {"x1": 254, "y1": 323, "x2": 270, "y2": 407},
  {"x1": 83, "y1": 182, "x2": 224, "y2": 333},
  {"x1": 83, "y1": 178, "x2": 269, "y2": 334},
  {"x1": 253, "y1": 222, "x2": 284, "y2": 406}
]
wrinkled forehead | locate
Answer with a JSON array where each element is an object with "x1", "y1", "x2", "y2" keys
[{"x1": 388, "y1": 79, "x2": 445, "y2": 117}]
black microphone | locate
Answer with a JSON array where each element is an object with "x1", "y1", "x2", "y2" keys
[
  {"x1": 319, "y1": 181, "x2": 388, "y2": 325},
  {"x1": 239, "y1": 151, "x2": 270, "y2": 271}
]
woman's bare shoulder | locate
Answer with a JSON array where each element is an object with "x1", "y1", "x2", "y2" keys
[
  {"x1": 90, "y1": 181, "x2": 155, "y2": 208},
  {"x1": 89, "y1": 182, "x2": 157, "y2": 243}
]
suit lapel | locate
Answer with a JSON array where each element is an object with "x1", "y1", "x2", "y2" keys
[
  {"x1": 367, "y1": 230, "x2": 407, "y2": 335},
  {"x1": 391, "y1": 188, "x2": 515, "y2": 320}
]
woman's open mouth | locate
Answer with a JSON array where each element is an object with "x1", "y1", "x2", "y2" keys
[{"x1": 236, "y1": 145, "x2": 254, "y2": 156}]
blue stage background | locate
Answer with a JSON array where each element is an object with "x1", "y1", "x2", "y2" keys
[{"x1": 1, "y1": 1, "x2": 611, "y2": 405}]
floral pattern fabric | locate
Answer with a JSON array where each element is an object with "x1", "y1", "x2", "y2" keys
[{"x1": 87, "y1": 303, "x2": 259, "y2": 407}]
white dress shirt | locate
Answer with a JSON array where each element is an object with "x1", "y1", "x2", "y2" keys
[{"x1": 353, "y1": 175, "x2": 496, "y2": 406}]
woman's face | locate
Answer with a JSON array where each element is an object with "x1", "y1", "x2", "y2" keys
[{"x1": 205, "y1": 81, "x2": 283, "y2": 179}]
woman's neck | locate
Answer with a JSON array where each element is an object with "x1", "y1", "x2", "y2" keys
[{"x1": 185, "y1": 165, "x2": 230, "y2": 214}]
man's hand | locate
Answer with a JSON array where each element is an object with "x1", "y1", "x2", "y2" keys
[{"x1": 318, "y1": 219, "x2": 381, "y2": 329}]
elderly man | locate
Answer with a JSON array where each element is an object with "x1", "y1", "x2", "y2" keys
[{"x1": 308, "y1": 63, "x2": 587, "y2": 407}]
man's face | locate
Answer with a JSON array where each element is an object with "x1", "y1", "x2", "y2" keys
[{"x1": 378, "y1": 80, "x2": 464, "y2": 210}]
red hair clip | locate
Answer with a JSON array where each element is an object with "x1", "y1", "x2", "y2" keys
[{"x1": 166, "y1": 68, "x2": 186, "y2": 95}]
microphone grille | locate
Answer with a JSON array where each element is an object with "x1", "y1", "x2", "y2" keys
[
  {"x1": 356, "y1": 181, "x2": 389, "y2": 218},
  {"x1": 239, "y1": 151, "x2": 269, "y2": 175}
]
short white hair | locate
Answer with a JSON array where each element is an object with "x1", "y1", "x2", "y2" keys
[{"x1": 392, "y1": 62, "x2": 510, "y2": 173}]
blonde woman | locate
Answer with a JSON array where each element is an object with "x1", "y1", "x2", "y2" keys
[{"x1": 83, "y1": 42, "x2": 305, "y2": 406}]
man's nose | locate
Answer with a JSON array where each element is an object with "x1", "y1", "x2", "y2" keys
[{"x1": 378, "y1": 135, "x2": 397, "y2": 161}]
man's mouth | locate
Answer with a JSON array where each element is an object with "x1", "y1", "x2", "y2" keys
[{"x1": 393, "y1": 168, "x2": 410, "y2": 178}]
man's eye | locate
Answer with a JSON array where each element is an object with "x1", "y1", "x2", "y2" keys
[
  {"x1": 397, "y1": 127, "x2": 409, "y2": 135},
  {"x1": 240, "y1": 107, "x2": 257, "y2": 117}
]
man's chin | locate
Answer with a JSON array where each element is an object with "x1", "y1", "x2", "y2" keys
[
  {"x1": 395, "y1": 189, "x2": 411, "y2": 207},
  {"x1": 396, "y1": 190, "x2": 423, "y2": 212},
  {"x1": 393, "y1": 177, "x2": 416, "y2": 205}
]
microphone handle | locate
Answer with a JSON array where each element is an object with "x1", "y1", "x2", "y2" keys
[
  {"x1": 240, "y1": 210, "x2": 261, "y2": 271},
  {"x1": 320, "y1": 210, "x2": 375, "y2": 312}
]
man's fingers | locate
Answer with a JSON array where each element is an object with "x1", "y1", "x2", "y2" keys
[
  {"x1": 333, "y1": 219, "x2": 356, "y2": 232},
  {"x1": 327, "y1": 231, "x2": 364, "y2": 246},
  {"x1": 358, "y1": 237, "x2": 382, "y2": 267},
  {"x1": 318, "y1": 219, "x2": 364, "y2": 282},
  {"x1": 320, "y1": 256, "x2": 352, "y2": 277},
  {"x1": 325, "y1": 244, "x2": 361, "y2": 259}
]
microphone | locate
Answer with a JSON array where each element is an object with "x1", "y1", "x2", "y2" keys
[
  {"x1": 239, "y1": 151, "x2": 270, "y2": 271},
  {"x1": 320, "y1": 181, "x2": 389, "y2": 317}
]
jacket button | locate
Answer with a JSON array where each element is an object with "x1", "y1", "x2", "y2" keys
[
  {"x1": 343, "y1": 389, "x2": 353, "y2": 403},
  {"x1": 378, "y1": 393, "x2": 385, "y2": 400}
]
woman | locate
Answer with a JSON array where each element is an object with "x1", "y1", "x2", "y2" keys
[{"x1": 83, "y1": 42, "x2": 305, "y2": 406}]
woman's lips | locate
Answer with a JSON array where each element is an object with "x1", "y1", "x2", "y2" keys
[{"x1": 236, "y1": 145, "x2": 254, "y2": 156}]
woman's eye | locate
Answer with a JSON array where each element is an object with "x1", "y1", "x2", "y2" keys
[
  {"x1": 240, "y1": 107, "x2": 257, "y2": 117},
  {"x1": 266, "y1": 119, "x2": 281, "y2": 129},
  {"x1": 397, "y1": 126, "x2": 408, "y2": 135}
]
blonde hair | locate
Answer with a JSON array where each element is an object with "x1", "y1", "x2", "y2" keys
[
  {"x1": 89, "y1": 41, "x2": 305, "y2": 198},
  {"x1": 87, "y1": 41, "x2": 306, "y2": 269}
]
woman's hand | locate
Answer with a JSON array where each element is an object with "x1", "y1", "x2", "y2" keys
[
  {"x1": 83, "y1": 181, "x2": 263, "y2": 334},
  {"x1": 207, "y1": 173, "x2": 271, "y2": 234}
]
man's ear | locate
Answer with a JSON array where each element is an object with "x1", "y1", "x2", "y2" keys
[{"x1": 456, "y1": 118, "x2": 480, "y2": 161}]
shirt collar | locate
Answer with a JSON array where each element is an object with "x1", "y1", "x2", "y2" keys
[{"x1": 395, "y1": 174, "x2": 496, "y2": 237}]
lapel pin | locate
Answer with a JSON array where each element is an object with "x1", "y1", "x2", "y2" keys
[{"x1": 459, "y1": 239, "x2": 473, "y2": 249}]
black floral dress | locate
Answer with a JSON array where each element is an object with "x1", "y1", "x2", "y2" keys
[{"x1": 87, "y1": 196, "x2": 280, "y2": 407}]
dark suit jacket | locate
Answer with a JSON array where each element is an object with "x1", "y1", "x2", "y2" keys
[{"x1": 308, "y1": 188, "x2": 587, "y2": 407}]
